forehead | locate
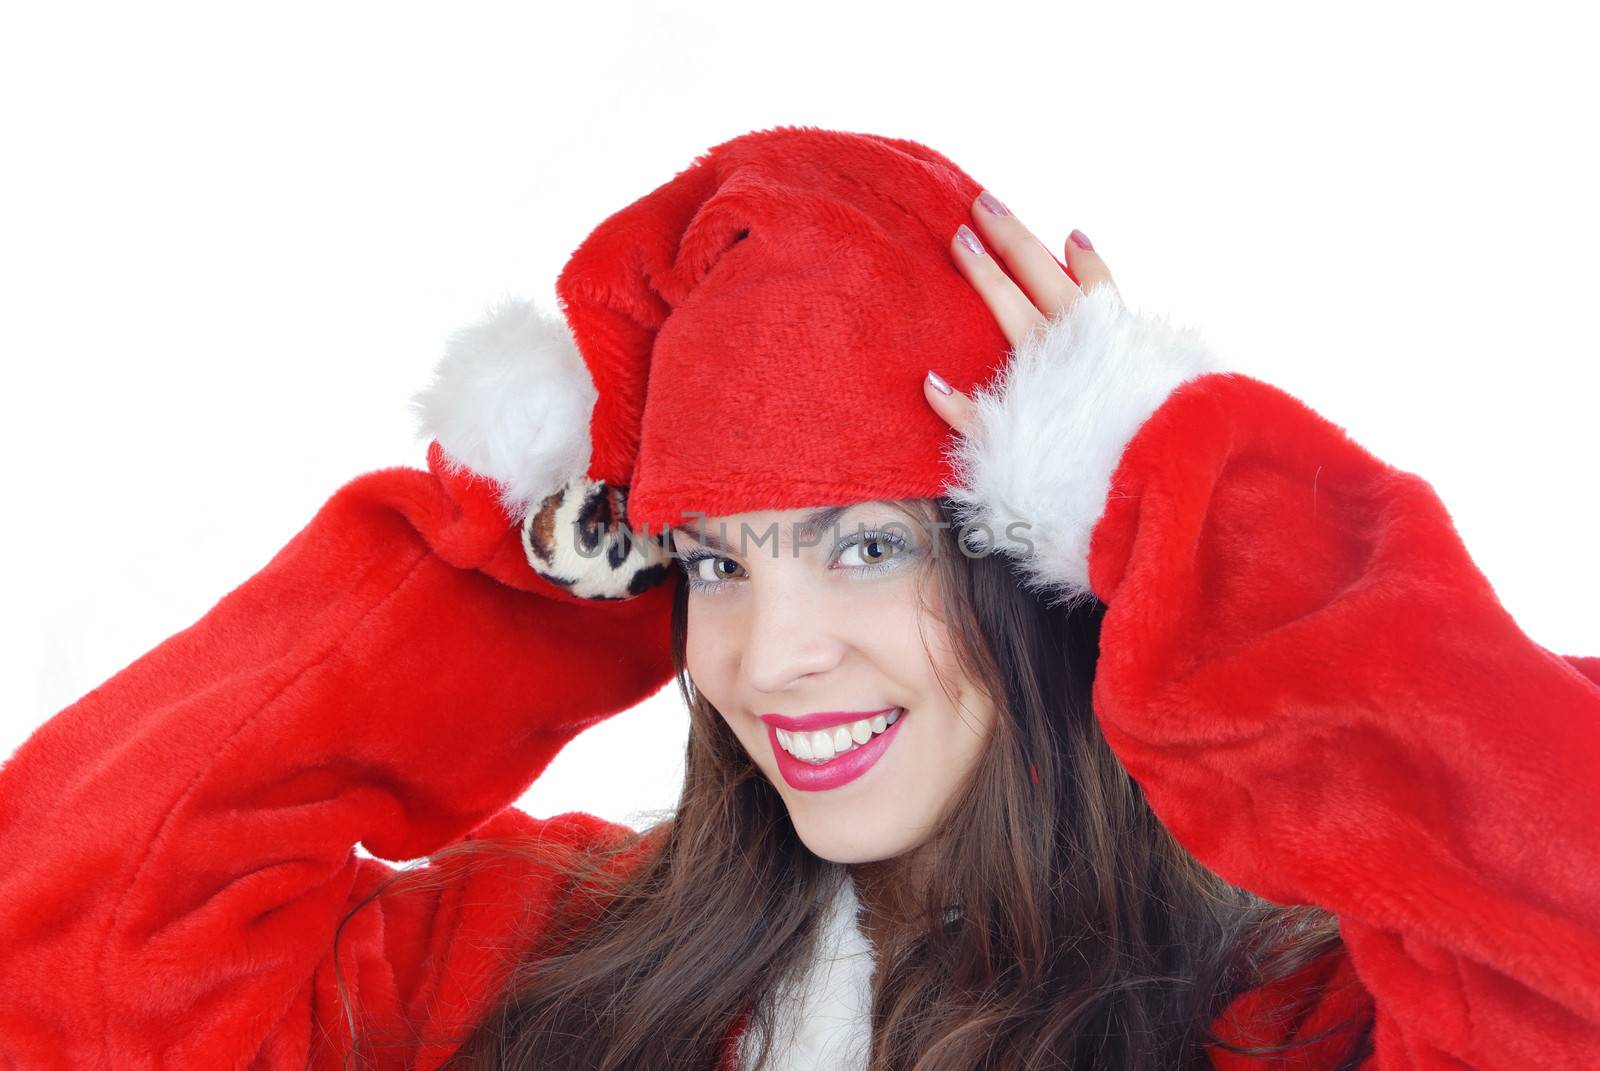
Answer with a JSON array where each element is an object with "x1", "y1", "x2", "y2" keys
[{"x1": 669, "y1": 501, "x2": 923, "y2": 555}]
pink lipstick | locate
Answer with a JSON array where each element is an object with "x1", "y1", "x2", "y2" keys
[
  {"x1": 758, "y1": 707, "x2": 896, "y2": 733},
  {"x1": 761, "y1": 706, "x2": 907, "y2": 792}
]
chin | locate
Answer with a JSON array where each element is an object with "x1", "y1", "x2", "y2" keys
[{"x1": 788, "y1": 812, "x2": 927, "y2": 865}]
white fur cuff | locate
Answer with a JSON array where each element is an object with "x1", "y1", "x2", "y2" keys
[
  {"x1": 410, "y1": 296, "x2": 598, "y2": 522},
  {"x1": 943, "y1": 282, "x2": 1234, "y2": 608}
]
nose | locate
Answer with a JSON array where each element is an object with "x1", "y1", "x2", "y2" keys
[{"x1": 740, "y1": 571, "x2": 847, "y2": 696}]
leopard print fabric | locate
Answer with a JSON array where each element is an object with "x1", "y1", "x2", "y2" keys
[{"x1": 520, "y1": 475, "x2": 674, "y2": 600}]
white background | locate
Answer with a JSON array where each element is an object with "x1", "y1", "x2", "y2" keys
[{"x1": 3, "y1": 1, "x2": 1596, "y2": 834}]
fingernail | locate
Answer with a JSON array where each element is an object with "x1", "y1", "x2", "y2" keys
[
  {"x1": 956, "y1": 224, "x2": 984, "y2": 256},
  {"x1": 976, "y1": 190, "x2": 1010, "y2": 216},
  {"x1": 926, "y1": 369, "x2": 953, "y2": 395},
  {"x1": 1069, "y1": 228, "x2": 1094, "y2": 251}
]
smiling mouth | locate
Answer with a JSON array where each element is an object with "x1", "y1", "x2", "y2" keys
[{"x1": 774, "y1": 708, "x2": 901, "y2": 764}]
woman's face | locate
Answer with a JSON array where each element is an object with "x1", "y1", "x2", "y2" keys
[{"x1": 673, "y1": 501, "x2": 997, "y2": 864}]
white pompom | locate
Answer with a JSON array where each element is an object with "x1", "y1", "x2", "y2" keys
[{"x1": 411, "y1": 295, "x2": 597, "y2": 520}]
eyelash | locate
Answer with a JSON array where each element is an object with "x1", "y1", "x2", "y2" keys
[{"x1": 677, "y1": 529, "x2": 914, "y2": 594}]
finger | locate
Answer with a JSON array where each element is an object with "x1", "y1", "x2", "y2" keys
[
  {"x1": 924, "y1": 370, "x2": 976, "y2": 436},
  {"x1": 967, "y1": 191, "x2": 1081, "y2": 318},
  {"x1": 950, "y1": 224, "x2": 1045, "y2": 350},
  {"x1": 1061, "y1": 228, "x2": 1118, "y2": 307}
]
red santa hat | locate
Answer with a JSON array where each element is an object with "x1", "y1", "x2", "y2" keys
[{"x1": 409, "y1": 124, "x2": 1055, "y2": 600}]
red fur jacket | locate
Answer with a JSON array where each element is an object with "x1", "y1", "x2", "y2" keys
[{"x1": 2, "y1": 286, "x2": 1596, "y2": 1069}]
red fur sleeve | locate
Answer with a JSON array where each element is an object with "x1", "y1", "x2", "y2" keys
[
  {"x1": 948, "y1": 283, "x2": 1600, "y2": 1069},
  {"x1": 0, "y1": 443, "x2": 677, "y2": 1069},
  {"x1": 1102, "y1": 374, "x2": 1600, "y2": 1068}
]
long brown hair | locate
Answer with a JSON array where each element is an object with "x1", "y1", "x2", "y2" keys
[{"x1": 336, "y1": 497, "x2": 1375, "y2": 1069}]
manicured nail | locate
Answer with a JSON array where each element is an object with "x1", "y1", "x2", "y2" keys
[
  {"x1": 956, "y1": 224, "x2": 984, "y2": 256},
  {"x1": 976, "y1": 190, "x2": 1010, "y2": 216},
  {"x1": 926, "y1": 369, "x2": 953, "y2": 395},
  {"x1": 1069, "y1": 228, "x2": 1094, "y2": 251}
]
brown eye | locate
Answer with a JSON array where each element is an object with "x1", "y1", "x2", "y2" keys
[
  {"x1": 688, "y1": 555, "x2": 746, "y2": 586},
  {"x1": 837, "y1": 533, "x2": 909, "y2": 570}
]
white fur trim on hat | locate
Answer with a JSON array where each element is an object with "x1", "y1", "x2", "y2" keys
[
  {"x1": 943, "y1": 281, "x2": 1235, "y2": 610},
  {"x1": 410, "y1": 295, "x2": 597, "y2": 521}
]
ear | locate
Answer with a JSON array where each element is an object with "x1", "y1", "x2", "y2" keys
[{"x1": 411, "y1": 295, "x2": 598, "y2": 522}]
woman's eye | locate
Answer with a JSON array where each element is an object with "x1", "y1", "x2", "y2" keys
[
  {"x1": 837, "y1": 536, "x2": 903, "y2": 568},
  {"x1": 693, "y1": 556, "x2": 746, "y2": 583}
]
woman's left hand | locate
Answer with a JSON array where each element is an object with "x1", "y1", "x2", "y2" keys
[{"x1": 925, "y1": 192, "x2": 1120, "y2": 435}]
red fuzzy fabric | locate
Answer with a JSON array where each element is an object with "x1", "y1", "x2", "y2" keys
[
  {"x1": 1, "y1": 376, "x2": 1596, "y2": 1068},
  {"x1": 1089, "y1": 372, "x2": 1600, "y2": 1068},
  {"x1": 552, "y1": 126, "x2": 1030, "y2": 531},
  {"x1": 0, "y1": 447, "x2": 677, "y2": 1069}
]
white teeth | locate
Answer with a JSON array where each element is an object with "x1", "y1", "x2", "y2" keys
[{"x1": 774, "y1": 709, "x2": 904, "y2": 765}]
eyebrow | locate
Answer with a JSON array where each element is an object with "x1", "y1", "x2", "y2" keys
[{"x1": 672, "y1": 504, "x2": 854, "y2": 553}]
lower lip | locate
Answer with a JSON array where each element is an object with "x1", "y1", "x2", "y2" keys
[{"x1": 769, "y1": 709, "x2": 907, "y2": 792}]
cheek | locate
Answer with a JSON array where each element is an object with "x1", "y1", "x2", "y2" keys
[
  {"x1": 901, "y1": 617, "x2": 997, "y2": 777},
  {"x1": 684, "y1": 604, "x2": 706, "y2": 683},
  {"x1": 685, "y1": 602, "x2": 775, "y2": 762},
  {"x1": 686, "y1": 615, "x2": 772, "y2": 771},
  {"x1": 684, "y1": 598, "x2": 730, "y2": 697},
  {"x1": 890, "y1": 600, "x2": 964, "y2": 698}
]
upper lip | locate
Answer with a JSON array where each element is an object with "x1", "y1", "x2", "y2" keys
[{"x1": 758, "y1": 707, "x2": 899, "y2": 732}]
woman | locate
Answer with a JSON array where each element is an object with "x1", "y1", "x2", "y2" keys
[{"x1": 1, "y1": 126, "x2": 1595, "y2": 1070}]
